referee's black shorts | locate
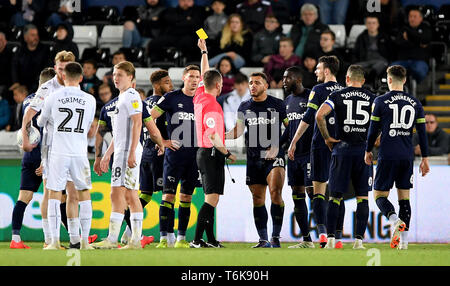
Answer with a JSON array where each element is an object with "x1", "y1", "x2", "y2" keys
[{"x1": 196, "y1": 147, "x2": 225, "y2": 195}]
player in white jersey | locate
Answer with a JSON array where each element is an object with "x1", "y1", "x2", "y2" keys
[
  {"x1": 38, "y1": 62, "x2": 96, "y2": 250},
  {"x1": 92, "y1": 61, "x2": 145, "y2": 249},
  {"x1": 20, "y1": 51, "x2": 76, "y2": 248}
]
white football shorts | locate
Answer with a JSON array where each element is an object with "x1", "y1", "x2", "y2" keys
[{"x1": 46, "y1": 154, "x2": 91, "y2": 191}]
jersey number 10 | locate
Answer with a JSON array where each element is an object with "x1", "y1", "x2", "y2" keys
[
  {"x1": 58, "y1": 108, "x2": 85, "y2": 133},
  {"x1": 388, "y1": 104, "x2": 415, "y2": 129}
]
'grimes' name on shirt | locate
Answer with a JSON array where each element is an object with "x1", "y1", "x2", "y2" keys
[
  {"x1": 58, "y1": 97, "x2": 87, "y2": 105},
  {"x1": 383, "y1": 93, "x2": 417, "y2": 106}
]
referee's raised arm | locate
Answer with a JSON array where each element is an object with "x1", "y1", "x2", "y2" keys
[{"x1": 198, "y1": 39, "x2": 209, "y2": 78}]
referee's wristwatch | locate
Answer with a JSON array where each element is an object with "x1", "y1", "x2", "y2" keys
[
  {"x1": 225, "y1": 150, "x2": 232, "y2": 159},
  {"x1": 201, "y1": 50, "x2": 208, "y2": 55}
]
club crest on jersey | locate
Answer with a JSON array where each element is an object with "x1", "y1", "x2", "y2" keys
[
  {"x1": 389, "y1": 129, "x2": 396, "y2": 137},
  {"x1": 309, "y1": 91, "x2": 315, "y2": 101},
  {"x1": 343, "y1": 125, "x2": 350, "y2": 133},
  {"x1": 206, "y1": 117, "x2": 215, "y2": 128},
  {"x1": 368, "y1": 177, "x2": 373, "y2": 187},
  {"x1": 131, "y1": 100, "x2": 139, "y2": 109},
  {"x1": 178, "y1": 103, "x2": 184, "y2": 109},
  {"x1": 328, "y1": 117, "x2": 335, "y2": 125}
]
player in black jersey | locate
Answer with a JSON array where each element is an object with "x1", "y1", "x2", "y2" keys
[
  {"x1": 365, "y1": 65, "x2": 429, "y2": 250},
  {"x1": 316, "y1": 65, "x2": 376, "y2": 249},
  {"x1": 226, "y1": 72, "x2": 289, "y2": 248},
  {"x1": 282, "y1": 66, "x2": 314, "y2": 248},
  {"x1": 288, "y1": 56, "x2": 345, "y2": 248}
]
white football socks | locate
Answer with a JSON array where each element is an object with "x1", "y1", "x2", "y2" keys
[
  {"x1": 47, "y1": 199, "x2": 61, "y2": 245},
  {"x1": 42, "y1": 218, "x2": 52, "y2": 245},
  {"x1": 68, "y1": 218, "x2": 80, "y2": 245},
  {"x1": 79, "y1": 200, "x2": 92, "y2": 243},
  {"x1": 130, "y1": 212, "x2": 143, "y2": 244},
  {"x1": 107, "y1": 212, "x2": 124, "y2": 243}
]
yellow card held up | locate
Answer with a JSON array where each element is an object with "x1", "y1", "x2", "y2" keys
[{"x1": 196, "y1": 28, "x2": 208, "y2": 40}]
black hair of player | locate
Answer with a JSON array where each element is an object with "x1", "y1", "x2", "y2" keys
[
  {"x1": 387, "y1": 65, "x2": 407, "y2": 82},
  {"x1": 150, "y1": 69, "x2": 169, "y2": 85},
  {"x1": 203, "y1": 69, "x2": 222, "y2": 90},
  {"x1": 64, "y1": 62, "x2": 83, "y2": 80},
  {"x1": 318, "y1": 55, "x2": 340, "y2": 77},
  {"x1": 285, "y1": 66, "x2": 303, "y2": 80},
  {"x1": 249, "y1": 72, "x2": 268, "y2": 84}
]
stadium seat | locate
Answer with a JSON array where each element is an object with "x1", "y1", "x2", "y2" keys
[
  {"x1": 73, "y1": 25, "x2": 98, "y2": 58},
  {"x1": 119, "y1": 47, "x2": 146, "y2": 67},
  {"x1": 346, "y1": 24, "x2": 366, "y2": 49},
  {"x1": 168, "y1": 67, "x2": 185, "y2": 88},
  {"x1": 120, "y1": 6, "x2": 140, "y2": 23},
  {"x1": 85, "y1": 6, "x2": 120, "y2": 25},
  {"x1": 96, "y1": 67, "x2": 111, "y2": 80},
  {"x1": 81, "y1": 47, "x2": 111, "y2": 67},
  {"x1": 437, "y1": 4, "x2": 450, "y2": 23},
  {"x1": 98, "y1": 25, "x2": 124, "y2": 54},
  {"x1": 282, "y1": 24, "x2": 292, "y2": 35},
  {"x1": 328, "y1": 24, "x2": 346, "y2": 48},
  {"x1": 239, "y1": 67, "x2": 264, "y2": 78},
  {"x1": 268, "y1": 89, "x2": 285, "y2": 100},
  {"x1": 135, "y1": 67, "x2": 161, "y2": 87}
]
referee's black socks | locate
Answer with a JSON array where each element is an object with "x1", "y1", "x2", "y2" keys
[{"x1": 194, "y1": 202, "x2": 215, "y2": 243}]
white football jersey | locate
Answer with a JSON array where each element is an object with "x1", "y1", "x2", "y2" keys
[
  {"x1": 38, "y1": 86, "x2": 96, "y2": 157},
  {"x1": 30, "y1": 76, "x2": 64, "y2": 147},
  {"x1": 111, "y1": 88, "x2": 143, "y2": 152}
]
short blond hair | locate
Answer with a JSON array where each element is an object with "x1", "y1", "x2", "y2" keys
[
  {"x1": 54, "y1": 51, "x2": 76, "y2": 63},
  {"x1": 114, "y1": 61, "x2": 135, "y2": 80}
]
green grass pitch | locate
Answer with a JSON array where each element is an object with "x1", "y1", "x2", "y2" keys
[{"x1": 1, "y1": 242, "x2": 449, "y2": 266}]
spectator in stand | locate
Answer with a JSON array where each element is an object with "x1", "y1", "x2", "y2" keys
[
  {"x1": 46, "y1": 0, "x2": 77, "y2": 27},
  {"x1": 81, "y1": 59, "x2": 102, "y2": 99},
  {"x1": 208, "y1": 13, "x2": 253, "y2": 69},
  {"x1": 216, "y1": 56, "x2": 238, "y2": 96},
  {"x1": 103, "y1": 51, "x2": 126, "y2": 97},
  {"x1": 0, "y1": 32, "x2": 13, "y2": 101},
  {"x1": 289, "y1": 3, "x2": 329, "y2": 59},
  {"x1": 52, "y1": 22, "x2": 79, "y2": 60},
  {"x1": 147, "y1": 0, "x2": 206, "y2": 63},
  {"x1": 318, "y1": 0, "x2": 349, "y2": 25},
  {"x1": 413, "y1": 114, "x2": 449, "y2": 157},
  {"x1": 10, "y1": 24, "x2": 51, "y2": 93},
  {"x1": 391, "y1": 7, "x2": 432, "y2": 84},
  {"x1": 204, "y1": 0, "x2": 228, "y2": 41},
  {"x1": 312, "y1": 29, "x2": 346, "y2": 84},
  {"x1": 251, "y1": 13, "x2": 283, "y2": 67},
  {"x1": 236, "y1": 0, "x2": 272, "y2": 33},
  {"x1": 0, "y1": 95, "x2": 10, "y2": 130},
  {"x1": 6, "y1": 84, "x2": 27, "y2": 131},
  {"x1": 264, "y1": 37, "x2": 302, "y2": 89},
  {"x1": 122, "y1": 0, "x2": 166, "y2": 49},
  {"x1": 96, "y1": 83, "x2": 113, "y2": 117},
  {"x1": 9, "y1": 0, "x2": 45, "y2": 27},
  {"x1": 300, "y1": 53, "x2": 317, "y2": 89},
  {"x1": 219, "y1": 72, "x2": 251, "y2": 131},
  {"x1": 353, "y1": 15, "x2": 391, "y2": 87}
]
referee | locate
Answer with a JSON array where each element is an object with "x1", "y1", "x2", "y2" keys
[{"x1": 190, "y1": 39, "x2": 236, "y2": 248}]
